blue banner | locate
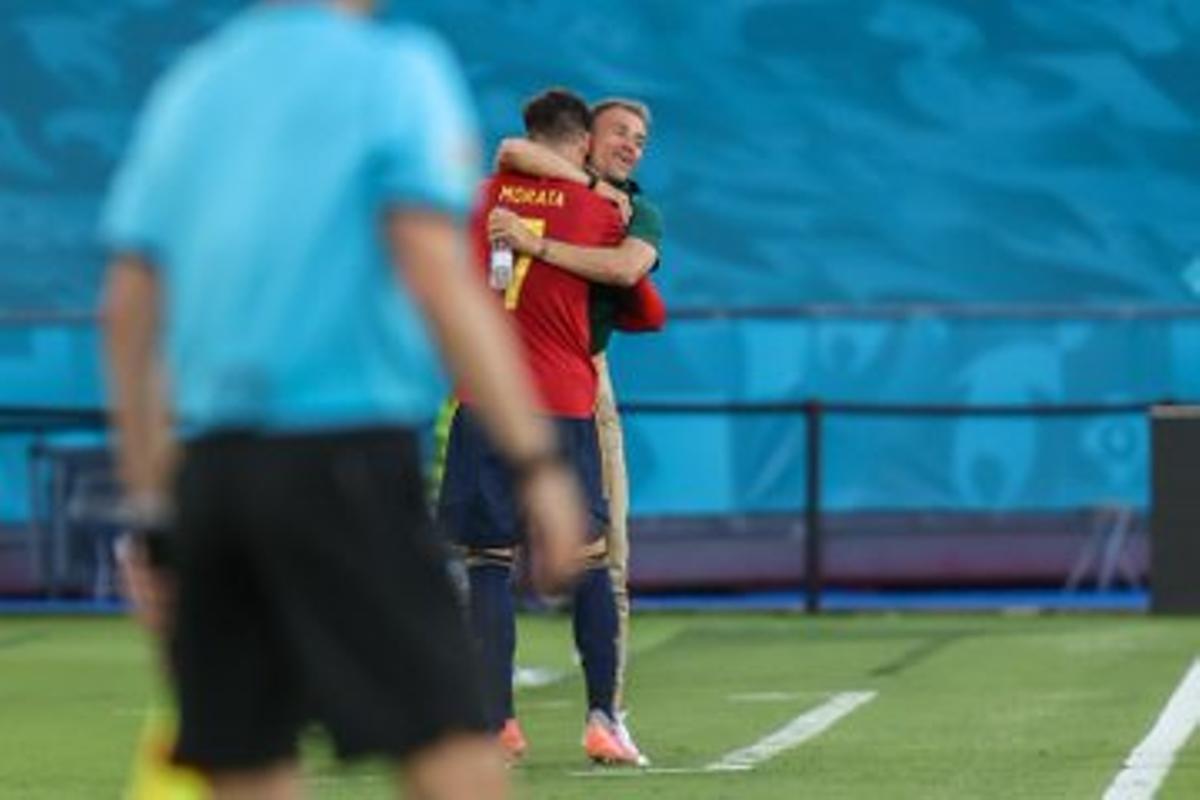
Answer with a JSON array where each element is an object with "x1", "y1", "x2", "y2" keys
[
  {"x1": 3, "y1": 1, "x2": 1199, "y2": 309},
  {"x1": 2, "y1": 1, "x2": 1199, "y2": 524}
]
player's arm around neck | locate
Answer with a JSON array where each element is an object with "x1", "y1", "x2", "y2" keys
[
  {"x1": 495, "y1": 137, "x2": 591, "y2": 185},
  {"x1": 494, "y1": 139, "x2": 631, "y2": 221},
  {"x1": 102, "y1": 257, "x2": 176, "y2": 505}
]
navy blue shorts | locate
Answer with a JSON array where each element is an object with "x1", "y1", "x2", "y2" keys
[{"x1": 437, "y1": 406, "x2": 609, "y2": 549}]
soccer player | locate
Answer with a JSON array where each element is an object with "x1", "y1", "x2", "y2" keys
[
  {"x1": 101, "y1": 3, "x2": 585, "y2": 799},
  {"x1": 488, "y1": 97, "x2": 663, "y2": 765},
  {"x1": 437, "y1": 88, "x2": 636, "y2": 765}
]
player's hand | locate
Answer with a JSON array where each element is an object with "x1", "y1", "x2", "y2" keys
[
  {"x1": 519, "y1": 462, "x2": 586, "y2": 595},
  {"x1": 594, "y1": 181, "x2": 632, "y2": 224},
  {"x1": 115, "y1": 532, "x2": 174, "y2": 636},
  {"x1": 114, "y1": 493, "x2": 175, "y2": 636},
  {"x1": 487, "y1": 208, "x2": 542, "y2": 255}
]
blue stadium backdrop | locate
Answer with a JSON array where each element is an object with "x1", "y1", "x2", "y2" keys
[{"x1": 2, "y1": 0, "x2": 1200, "y2": 589}]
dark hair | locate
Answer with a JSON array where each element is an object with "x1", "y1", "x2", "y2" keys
[{"x1": 522, "y1": 88, "x2": 592, "y2": 143}]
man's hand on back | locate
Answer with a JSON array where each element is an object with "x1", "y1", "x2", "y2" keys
[{"x1": 593, "y1": 181, "x2": 631, "y2": 224}]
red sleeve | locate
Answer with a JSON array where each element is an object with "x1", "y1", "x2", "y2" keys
[{"x1": 614, "y1": 276, "x2": 667, "y2": 332}]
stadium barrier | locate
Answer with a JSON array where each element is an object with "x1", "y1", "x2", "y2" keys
[
  {"x1": 622, "y1": 397, "x2": 1171, "y2": 613},
  {"x1": 2, "y1": 305, "x2": 1197, "y2": 609},
  {"x1": 0, "y1": 407, "x2": 108, "y2": 596},
  {"x1": 0, "y1": 399, "x2": 1174, "y2": 612}
]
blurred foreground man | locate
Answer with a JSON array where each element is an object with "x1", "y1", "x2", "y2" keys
[{"x1": 102, "y1": 2, "x2": 584, "y2": 798}]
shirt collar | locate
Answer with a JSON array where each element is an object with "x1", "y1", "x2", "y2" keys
[{"x1": 611, "y1": 177, "x2": 641, "y2": 196}]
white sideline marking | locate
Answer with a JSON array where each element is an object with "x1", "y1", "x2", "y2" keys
[
  {"x1": 707, "y1": 691, "x2": 876, "y2": 772},
  {"x1": 729, "y1": 691, "x2": 804, "y2": 703},
  {"x1": 1103, "y1": 658, "x2": 1200, "y2": 800},
  {"x1": 521, "y1": 698, "x2": 572, "y2": 710},
  {"x1": 514, "y1": 666, "x2": 565, "y2": 689},
  {"x1": 571, "y1": 691, "x2": 876, "y2": 778},
  {"x1": 571, "y1": 767, "x2": 738, "y2": 777}
]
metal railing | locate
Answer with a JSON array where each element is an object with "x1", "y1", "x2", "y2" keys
[
  {"x1": 9, "y1": 302, "x2": 1200, "y2": 326},
  {"x1": 0, "y1": 398, "x2": 1181, "y2": 608},
  {"x1": 0, "y1": 406, "x2": 107, "y2": 434},
  {"x1": 668, "y1": 303, "x2": 1200, "y2": 321},
  {"x1": 621, "y1": 397, "x2": 1177, "y2": 613}
]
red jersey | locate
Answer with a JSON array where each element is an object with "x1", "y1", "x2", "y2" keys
[{"x1": 465, "y1": 172, "x2": 624, "y2": 417}]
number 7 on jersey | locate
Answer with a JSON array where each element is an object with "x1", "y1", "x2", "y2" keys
[{"x1": 504, "y1": 217, "x2": 547, "y2": 310}]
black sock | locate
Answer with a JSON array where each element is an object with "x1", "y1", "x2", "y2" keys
[
  {"x1": 467, "y1": 562, "x2": 516, "y2": 729},
  {"x1": 573, "y1": 566, "x2": 619, "y2": 716}
]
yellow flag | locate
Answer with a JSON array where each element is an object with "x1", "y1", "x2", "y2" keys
[{"x1": 124, "y1": 709, "x2": 210, "y2": 800}]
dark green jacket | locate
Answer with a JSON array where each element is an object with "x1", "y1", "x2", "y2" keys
[{"x1": 590, "y1": 181, "x2": 664, "y2": 354}]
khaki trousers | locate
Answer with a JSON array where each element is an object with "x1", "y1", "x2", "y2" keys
[{"x1": 594, "y1": 353, "x2": 631, "y2": 708}]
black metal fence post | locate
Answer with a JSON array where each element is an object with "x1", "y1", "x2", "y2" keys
[{"x1": 805, "y1": 400, "x2": 823, "y2": 614}]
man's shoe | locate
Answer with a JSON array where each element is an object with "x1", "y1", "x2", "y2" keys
[
  {"x1": 498, "y1": 717, "x2": 528, "y2": 762},
  {"x1": 613, "y1": 710, "x2": 650, "y2": 767},
  {"x1": 582, "y1": 709, "x2": 640, "y2": 766}
]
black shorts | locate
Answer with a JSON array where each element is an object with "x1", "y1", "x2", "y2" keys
[
  {"x1": 436, "y1": 406, "x2": 609, "y2": 550},
  {"x1": 168, "y1": 428, "x2": 486, "y2": 770}
]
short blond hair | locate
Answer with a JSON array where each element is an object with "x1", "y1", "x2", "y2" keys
[{"x1": 591, "y1": 98, "x2": 652, "y2": 130}]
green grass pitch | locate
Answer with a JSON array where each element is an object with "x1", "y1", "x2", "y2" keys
[{"x1": 2, "y1": 612, "x2": 1199, "y2": 798}]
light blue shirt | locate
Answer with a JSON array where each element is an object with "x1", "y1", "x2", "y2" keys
[{"x1": 101, "y1": 3, "x2": 479, "y2": 434}]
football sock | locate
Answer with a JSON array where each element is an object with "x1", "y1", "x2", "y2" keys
[
  {"x1": 467, "y1": 562, "x2": 516, "y2": 729},
  {"x1": 573, "y1": 566, "x2": 619, "y2": 715}
]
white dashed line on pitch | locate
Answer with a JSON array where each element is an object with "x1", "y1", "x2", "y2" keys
[
  {"x1": 571, "y1": 690, "x2": 877, "y2": 778},
  {"x1": 728, "y1": 691, "x2": 806, "y2": 703}
]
